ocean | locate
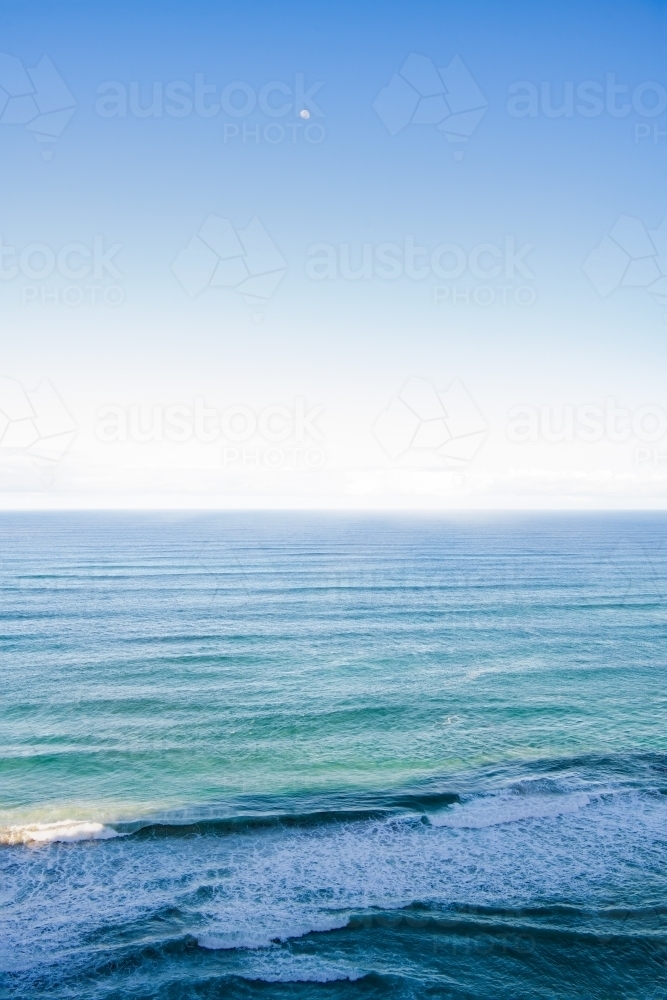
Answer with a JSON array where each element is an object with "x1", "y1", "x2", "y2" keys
[{"x1": 1, "y1": 512, "x2": 666, "y2": 998}]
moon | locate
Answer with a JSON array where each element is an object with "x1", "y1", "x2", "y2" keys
[{"x1": 299, "y1": 109, "x2": 310, "y2": 119}]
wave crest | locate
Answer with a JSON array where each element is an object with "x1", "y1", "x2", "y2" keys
[{"x1": 1, "y1": 820, "x2": 122, "y2": 846}]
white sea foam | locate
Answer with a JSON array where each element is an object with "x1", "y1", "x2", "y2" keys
[
  {"x1": 1, "y1": 820, "x2": 122, "y2": 846},
  {"x1": 2, "y1": 784, "x2": 665, "y2": 980},
  {"x1": 428, "y1": 790, "x2": 592, "y2": 828},
  {"x1": 242, "y1": 951, "x2": 364, "y2": 983},
  {"x1": 198, "y1": 913, "x2": 351, "y2": 951}
]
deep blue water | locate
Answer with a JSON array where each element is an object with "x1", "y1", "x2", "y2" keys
[{"x1": 1, "y1": 513, "x2": 666, "y2": 998}]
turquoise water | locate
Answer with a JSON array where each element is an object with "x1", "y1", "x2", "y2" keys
[{"x1": 1, "y1": 513, "x2": 666, "y2": 997}]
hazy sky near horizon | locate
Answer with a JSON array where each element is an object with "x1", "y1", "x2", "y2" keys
[{"x1": 1, "y1": 0, "x2": 667, "y2": 508}]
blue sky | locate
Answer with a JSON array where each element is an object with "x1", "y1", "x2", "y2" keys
[{"x1": 1, "y1": 0, "x2": 667, "y2": 508}]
